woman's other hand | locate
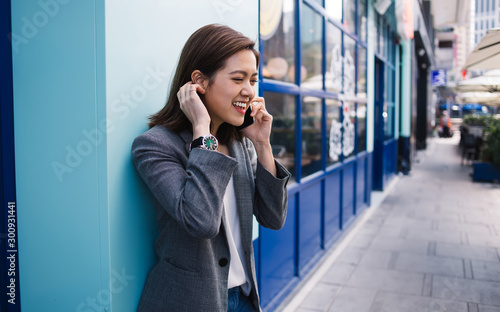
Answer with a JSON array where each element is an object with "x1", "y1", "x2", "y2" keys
[{"x1": 177, "y1": 82, "x2": 211, "y2": 137}]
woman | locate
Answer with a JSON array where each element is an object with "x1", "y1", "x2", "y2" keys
[{"x1": 132, "y1": 24, "x2": 290, "y2": 311}]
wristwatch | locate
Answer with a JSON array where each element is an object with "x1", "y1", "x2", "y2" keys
[{"x1": 190, "y1": 134, "x2": 218, "y2": 151}]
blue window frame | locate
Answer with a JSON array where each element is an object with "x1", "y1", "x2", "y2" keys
[
  {"x1": 262, "y1": 0, "x2": 368, "y2": 182},
  {"x1": 258, "y1": 1, "x2": 370, "y2": 310}
]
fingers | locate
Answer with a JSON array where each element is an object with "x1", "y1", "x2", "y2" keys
[
  {"x1": 177, "y1": 82, "x2": 204, "y2": 104},
  {"x1": 250, "y1": 97, "x2": 272, "y2": 122}
]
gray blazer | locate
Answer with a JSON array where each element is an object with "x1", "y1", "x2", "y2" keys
[{"x1": 132, "y1": 125, "x2": 290, "y2": 311}]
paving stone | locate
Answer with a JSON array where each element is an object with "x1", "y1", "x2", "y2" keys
[
  {"x1": 394, "y1": 253, "x2": 465, "y2": 278},
  {"x1": 327, "y1": 286, "x2": 377, "y2": 312},
  {"x1": 345, "y1": 267, "x2": 424, "y2": 295},
  {"x1": 471, "y1": 260, "x2": 500, "y2": 282},
  {"x1": 436, "y1": 242, "x2": 500, "y2": 262},
  {"x1": 335, "y1": 247, "x2": 365, "y2": 265},
  {"x1": 298, "y1": 282, "x2": 339, "y2": 311},
  {"x1": 405, "y1": 228, "x2": 463, "y2": 245},
  {"x1": 321, "y1": 262, "x2": 356, "y2": 285},
  {"x1": 368, "y1": 236, "x2": 429, "y2": 255},
  {"x1": 432, "y1": 275, "x2": 500, "y2": 306},
  {"x1": 479, "y1": 304, "x2": 500, "y2": 312},
  {"x1": 369, "y1": 292, "x2": 468, "y2": 312},
  {"x1": 468, "y1": 232, "x2": 500, "y2": 249},
  {"x1": 357, "y1": 250, "x2": 395, "y2": 269}
]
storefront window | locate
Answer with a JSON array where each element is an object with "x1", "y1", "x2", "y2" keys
[
  {"x1": 343, "y1": 101, "x2": 356, "y2": 158},
  {"x1": 343, "y1": 0, "x2": 356, "y2": 34},
  {"x1": 266, "y1": 92, "x2": 297, "y2": 182},
  {"x1": 326, "y1": 99, "x2": 341, "y2": 167},
  {"x1": 384, "y1": 101, "x2": 395, "y2": 139},
  {"x1": 325, "y1": 0, "x2": 343, "y2": 23},
  {"x1": 344, "y1": 36, "x2": 356, "y2": 96},
  {"x1": 301, "y1": 5, "x2": 323, "y2": 89},
  {"x1": 302, "y1": 96, "x2": 323, "y2": 178},
  {"x1": 357, "y1": 102, "x2": 367, "y2": 152},
  {"x1": 358, "y1": 0, "x2": 367, "y2": 42},
  {"x1": 357, "y1": 46, "x2": 367, "y2": 98},
  {"x1": 261, "y1": 0, "x2": 295, "y2": 83},
  {"x1": 326, "y1": 22, "x2": 342, "y2": 93}
]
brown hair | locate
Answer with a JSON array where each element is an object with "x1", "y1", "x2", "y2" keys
[{"x1": 148, "y1": 24, "x2": 260, "y2": 144}]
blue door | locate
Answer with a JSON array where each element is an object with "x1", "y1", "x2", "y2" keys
[{"x1": 373, "y1": 58, "x2": 385, "y2": 191}]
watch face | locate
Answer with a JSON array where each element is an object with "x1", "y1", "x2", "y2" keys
[{"x1": 202, "y1": 135, "x2": 218, "y2": 150}]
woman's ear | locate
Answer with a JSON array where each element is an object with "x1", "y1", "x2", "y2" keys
[{"x1": 191, "y1": 70, "x2": 207, "y2": 94}]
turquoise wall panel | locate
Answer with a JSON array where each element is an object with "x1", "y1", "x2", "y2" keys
[{"x1": 12, "y1": 1, "x2": 110, "y2": 311}]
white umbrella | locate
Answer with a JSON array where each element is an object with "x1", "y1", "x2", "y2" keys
[
  {"x1": 456, "y1": 91, "x2": 500, "y2": 105},
  {"x1": 454, "y1": 69, "x2": 500, "y2": 93},
  {"x1": 464, "y1": 28, "x2": 500, "y2": 70}
]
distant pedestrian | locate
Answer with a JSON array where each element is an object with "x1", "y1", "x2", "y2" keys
[{"x1": 440, "y1": 110, "x2": 452, "y2": 137}]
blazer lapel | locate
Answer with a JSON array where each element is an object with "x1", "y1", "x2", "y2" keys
[{"x1": 228, "y1": 140, "x2": 254, "y2": 249}]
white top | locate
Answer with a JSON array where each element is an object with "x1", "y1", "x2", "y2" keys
[{"x1": 223, "y1": 176, "x2": 251, "y2": 295}]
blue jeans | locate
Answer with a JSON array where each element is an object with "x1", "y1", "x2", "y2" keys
[{"x1": 227, "y1": 287, "x2": 256, "y2": 312}]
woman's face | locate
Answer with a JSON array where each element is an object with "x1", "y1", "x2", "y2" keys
[{"x1": 203, "y1": 50, "x2": 258, "y2": 132}]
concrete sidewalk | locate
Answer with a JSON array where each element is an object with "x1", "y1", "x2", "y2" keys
[{"x1": 277, "y1": 136, "x2": 500, "y2": 312}]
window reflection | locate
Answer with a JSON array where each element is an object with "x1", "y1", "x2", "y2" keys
[
  {"x1": 344, "y1": 36, "x2": 356, "y2": 97},
  {"x1": 344, "y1": 102, "x2": 356, "y2": 159},
  {"x1": 302, "y1": 96, "x2": 322, "y2": 178},
  {"x1": 301, "y1": 5, "x2": 323, "y2": 90},
  {"x1": 326, "y1": 23, "x2": 342, "y2": 93},
  {"x1": 326, "y1": 99, "x2": 341, "y2": 167},
  {"x1": 261, "y1": 0, "x2": 295, "y2": 83},
  {"x1": 357, "y1": 102, "x2": 367, "y2": 152},
  {"x1": 325, "y1": 0, "x2": 342, "y2": 23},
  {"x1": 343, "y1": 0, "x2": 356, "y2": 34},
  {"x1": 357, "y1": 46, "x2": 367, "y2": 98},
  {"x1": 358, "y1": 0, "x2": 367, "y2": 42},
  {"x1": 266, "y1": 92, "x2": 296, "y2": 182}
]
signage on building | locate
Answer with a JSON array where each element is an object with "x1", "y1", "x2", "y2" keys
[{"x1": 431, "y1": 70, "x2": 447, "y2": 86}]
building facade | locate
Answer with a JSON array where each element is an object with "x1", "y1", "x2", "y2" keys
[{"x1": 0, "y1": 0, "x2": 435, "y2": 311}]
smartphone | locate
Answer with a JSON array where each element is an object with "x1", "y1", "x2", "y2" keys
[{"x1": 236, "y1": 106, "x2": 254, "y2": 131}]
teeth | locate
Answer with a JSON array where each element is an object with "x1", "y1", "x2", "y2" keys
[{"x1": 232, "y1": 102, "x2": 247, "y2": 109}]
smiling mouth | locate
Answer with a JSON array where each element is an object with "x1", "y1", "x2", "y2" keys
[{"x1": 232, "y1": 101, "x2": 248, "y2": 113}]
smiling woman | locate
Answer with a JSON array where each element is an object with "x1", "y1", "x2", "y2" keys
[{"x1": 131, "y1": 24, "x2": 290, "y2": 312}]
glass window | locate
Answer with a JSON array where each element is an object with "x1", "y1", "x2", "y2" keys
[
  {"x1": 326, "y1": 99, "x2": 341, "y2": 166},
  {"x1": 357, "y1": 46, "x2": 367, "y2": 99},
  {"x1": 266, "y1": 92, "x2": 297, "y2": 182},
  {"x1": 358, "y1": 0, "x2": 367, "y2": 42},
  {"x1": 301, "y1": 5, "x2": 323, "y2": 90},
  {"x1": 326, "y1": 22, "x2": 342, "y2": 93},
  {"x1": 384, "y1": 101, "x2": 395, "y2": 139},
  {"x1": 261, "y1": 0, "x2": 295, "y2": 83},
  {"x1": 302, "y1": 96, "x2": 323, "y2": 178},
  {"x1": 344, "y1": 36, "x2": 356, "y2": 96},
  {"x1": 343, "y1": 0, "x2": 356, "y2": 34},
  {"x1": 343, "y1": 101, "x2": 356, "y2": 158},
  {"x1": 325, "y1": 0, "x2": 343, "y2": 23},
  {"x1": 310, "y1": 0, "x2": 324, "y2": 7},
  {"x1": 357, "y1": 102, "x2": 367, "y2": 152}
]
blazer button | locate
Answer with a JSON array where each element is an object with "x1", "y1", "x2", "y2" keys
[{"x1": 219, "y1": 258, "x2": 228, "y2": 267}]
